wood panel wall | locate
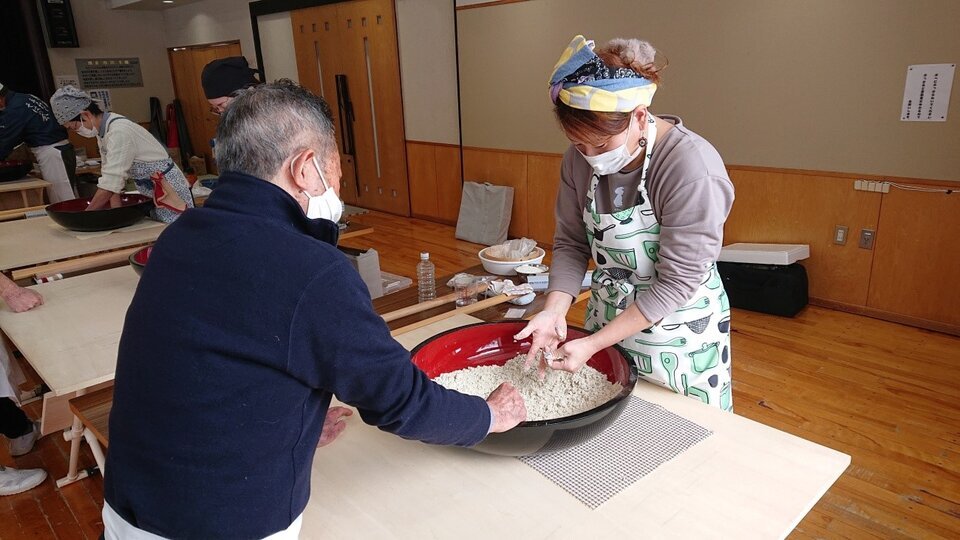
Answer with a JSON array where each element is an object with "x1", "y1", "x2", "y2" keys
[
  {"x1": 406, "y1": 141, "x2": 561, "y2": 246},
  {"x1": 407, "y1": 141, "x2": 960, "y2": 333}
]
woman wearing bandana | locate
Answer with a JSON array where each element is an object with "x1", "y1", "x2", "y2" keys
[
  {"x1": 49, "y1": 86, "x2": 194, "y2": 223},
  {"x1": 517, "y1": 36, "x2": 735, "y2": 410}
]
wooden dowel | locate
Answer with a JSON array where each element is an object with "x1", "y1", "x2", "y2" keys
[
  {"x1": 390, "y1": 293, "x2": 513, "y2": 337},
  {"x1": 381, "y1": 282, "x2": 491, "y2": 323},
  {"x1": 11, "y1": 246, "x2": 144, "y2": 281}
]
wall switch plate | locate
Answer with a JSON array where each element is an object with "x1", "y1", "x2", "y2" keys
[
  {"x1": 834, "y1": 225, "x2": 848, "y2": 245},
  {"x1": 859, "y1": 228, "x2": 876, "y2": 249}
]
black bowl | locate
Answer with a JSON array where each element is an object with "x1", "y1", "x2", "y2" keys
[
  {"x1": 0, "y1": 160, "x2": 34, "y2": 183},
  {"x1": 128, "y1": 245, "x2": 152, "y2": 276},
  {"x1": 410, "y1": 321, "x2": 638, "y2": 456},
  {"x1": 46, "y1": 195, "x2": 153, "y2": 232}
]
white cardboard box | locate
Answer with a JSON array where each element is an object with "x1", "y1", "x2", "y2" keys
[{"x1": 719, "y1": 243, "x2": 810, "y2": 265}]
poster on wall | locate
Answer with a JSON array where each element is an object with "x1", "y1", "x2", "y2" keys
[
  {"x1": 76, "y1": 58, "x2": 144, "y2": 89},
  {"x1": 55, "y1": 75, "x2": 79, "y2": 89},
  {"x1": 88, "y1": 89, "x2": 112, "y2": 112},
  {"x1": 900, "y1": 63, "x2": 955, "y2": 122}
]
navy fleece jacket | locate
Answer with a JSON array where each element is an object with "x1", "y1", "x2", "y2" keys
[{"x1": 103, "y1": 171, "x2": 490, "y2": 539}]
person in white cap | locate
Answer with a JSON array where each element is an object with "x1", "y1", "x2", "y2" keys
[
  {"x1": 0, "y1": 82, "x2": 77, "y2": 202},
  {"x1": 49, "y1": 86, "x2": 194, "y2": 223}
]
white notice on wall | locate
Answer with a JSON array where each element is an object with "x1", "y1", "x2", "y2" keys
[
  {"x1": 55, "y1": 75, "x2": 79, "y2": 89},
  {"x1": 901, "y1": 64, "x2": 955, "y2": 121},
  {"x1": 88, "y1": 89, "x2": 112, "y2": 112}
]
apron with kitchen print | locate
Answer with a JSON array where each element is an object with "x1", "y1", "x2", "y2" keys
[
  {"x1": 583, "y1": 116, "x2": 732, "y2": 411},
  {"x1": 102, "y1": 116, "x2": 193, "y2": 224}
]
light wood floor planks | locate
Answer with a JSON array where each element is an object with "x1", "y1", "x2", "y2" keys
[{"x1": 1, "y1": 210, "x2": 958, "y2": 539}]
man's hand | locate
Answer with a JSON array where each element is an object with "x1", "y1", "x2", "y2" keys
[
  {"x1": 486, "y1": 382, "x2": 526, "y2": 433},
  {"x1": 317, "y1": 406, "x2": 353, "y2": 447},
  {"x1": 1, "y1": 286, "x2": 43, "y2": 313}
]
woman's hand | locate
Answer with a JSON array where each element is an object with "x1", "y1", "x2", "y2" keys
[
  {"x1": 514, "y1": 310, "x2": 567, "y2": 370},
  {"x1": 86, "y1": 188, "x2": 118, "y2": 211},
  {"x1": 1, "y1": 286, "x2": 44, "y2": 313},
  {"x1": 549, "y1": 336, "x2": 601, "y2": 373},
  {"x1": 317, "y1": 406, "x2": 353, "y2": 447}
]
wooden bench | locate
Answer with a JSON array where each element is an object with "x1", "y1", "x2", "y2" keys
[
  {"x1": 68, "y1": 386, "x2": 113, "y2": 448},
  {"x1": 67, "y1": 386, "x2": 113, "y2": 478}
]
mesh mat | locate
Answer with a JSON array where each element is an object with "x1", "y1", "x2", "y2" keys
[{"x1": 518, "y1": 395, "x2": 712, "y2": 509}]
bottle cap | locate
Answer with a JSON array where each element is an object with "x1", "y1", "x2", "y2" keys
[{"x1": 420, "y1": 252, "x2": 429, "y2": 260}]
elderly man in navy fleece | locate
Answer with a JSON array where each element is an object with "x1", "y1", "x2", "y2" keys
[{"x1": 101, "y1": 80, "x2": 526, "y2": 540}]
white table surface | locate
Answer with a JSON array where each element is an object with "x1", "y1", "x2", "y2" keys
[
  {"x1": 301, "y1": 314, "x2": 850, "y2": 539},
  {"x1": 0, "y1": 267, "x2": 137, "y2": 395},
  {"x1": 0, "y1": 216, "x2": 164, "y2": 272}
]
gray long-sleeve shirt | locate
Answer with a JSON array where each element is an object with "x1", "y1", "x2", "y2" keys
[{"x1": 547, "y1": 115, "x2": 734, "y2": 323}]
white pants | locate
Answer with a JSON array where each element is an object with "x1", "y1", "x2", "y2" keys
[
  {"x1": 30, "y1": 141, "x2": 75, "y2": 203},
  {"x1": 103, "y1": 502, "x2": 304, "y2": 540}
]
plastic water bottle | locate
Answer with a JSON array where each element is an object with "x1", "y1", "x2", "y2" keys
[{"x1": 417, "y1": 252, "x2": 436, "y2": 302}]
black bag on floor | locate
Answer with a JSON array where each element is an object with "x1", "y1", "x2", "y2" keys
[{"x1": 717, "y1": 262, "x2": 808, "y2": 317}]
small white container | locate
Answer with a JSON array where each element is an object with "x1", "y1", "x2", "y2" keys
[{"x1": 478, "y1": 246, "x2": 546, "y2": 275}]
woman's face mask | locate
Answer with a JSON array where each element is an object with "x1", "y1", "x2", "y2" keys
[
  {"x1": 302, "y1": 157, "x2": 343, "y2": 223},
  {"x1": 576, "y1": 115, "x2": 642, "y2": 176},
  {"x1": 75, "y1": 116, "x2": 97, "y2": 139}
]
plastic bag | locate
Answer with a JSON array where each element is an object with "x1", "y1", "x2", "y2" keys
[{"x1": 485, "y1": 238, "x2": 537, "y2": 261}]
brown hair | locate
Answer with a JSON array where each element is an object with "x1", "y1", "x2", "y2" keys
[{"x1": 554, "y1": 38, "x2": 667, "y2": 144}]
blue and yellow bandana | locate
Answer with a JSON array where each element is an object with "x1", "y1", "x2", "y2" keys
[{"x1": 549, "y1": 35, "x2": 657, "y2": 113}]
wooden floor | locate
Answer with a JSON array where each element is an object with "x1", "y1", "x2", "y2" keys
[{"x1": 2, "y1": 210, "x2": 958, "y2": 539}]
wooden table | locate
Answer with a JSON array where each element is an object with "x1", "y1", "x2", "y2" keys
[
  {"x1": 0, "y1": 216, "x2": 165, "y2": 280},
  {"x1": 0, "y1": 177, "x2": 50, "y2": 212},
  {"x1": 300, "y1": 313, "x2": 851, "y2": 539},
  {"x1": 0, "y1": 267, "x2": 137, "y2": 486},
  {"x1": 339, "y1": 222, "x2": 373, "y2": 241}
]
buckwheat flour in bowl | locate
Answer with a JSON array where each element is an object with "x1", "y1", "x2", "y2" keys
[{"x1": 433, "y1": 354, "x2": 622, "y2": 421}]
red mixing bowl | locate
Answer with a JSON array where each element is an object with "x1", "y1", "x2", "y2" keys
[
  {"x1": 410, "y1": 321, "x2": 638, "y2": 456},
  {"x1": 46, "y1": 194, "x2": 153, "y2": 232},
  {"x1": 0, "y1": 160, "x2": 34, "y2": 183},
  {"x1": 128, "y1": 245, "x2": 153, "y2": 276}
]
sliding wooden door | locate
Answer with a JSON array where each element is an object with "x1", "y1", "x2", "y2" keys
[
  {"x1": 168, "y1": 41, "x2": 243, "y2": 174},
  {"x1": 291, "y1": 0, "x2": 410, "y2": 215}
]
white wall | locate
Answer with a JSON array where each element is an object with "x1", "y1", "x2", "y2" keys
[
  {"x1": 257, "y1": 12, "x2": 300, "y2": 82},
  {"x1": 161, "y1": 0, "x2": 257, "y2": 63},
  {"x1": 45, "y1": 0, "x2": 175, "y2": 122},
  {"x1": 396, "y1": 0, "x2": 460, "y2": 144}
]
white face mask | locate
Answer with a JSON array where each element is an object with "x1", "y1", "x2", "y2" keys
[
  {"x1": 578, "y1": 116, "x2": 643, "y2": 176},
  {"x1": 302, "y1": 157, "x2": 343, "y2": 223},
  {"x1": 76, "y1": 117, "x2": 97, "y2": 139}
]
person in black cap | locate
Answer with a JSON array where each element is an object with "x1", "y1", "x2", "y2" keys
[{"x1": 201, "y1": 56, "x2": 260, "y2": 116}]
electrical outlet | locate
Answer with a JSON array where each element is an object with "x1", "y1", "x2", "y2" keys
[
  {"x1": 834, "y1": 225, "x2": 848, "y2": 245},
  {"x1": 859, "y1": 229, "x2": 875, "y2": 250}
]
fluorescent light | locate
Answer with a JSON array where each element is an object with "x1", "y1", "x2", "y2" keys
[{"x1": 163, "y1": 1, "x2": 174, "y2": 4}]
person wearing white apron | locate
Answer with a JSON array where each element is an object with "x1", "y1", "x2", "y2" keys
[
  {"x1": 517, "y1": 35, "x2": 735, "y2": 410},
  {"x1": 50, "y1": 86, "x2": 193, "y2": 222},
  {"x1": 0, "y1": 83, "x2": 77, "y2": 202}
]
